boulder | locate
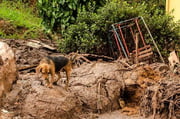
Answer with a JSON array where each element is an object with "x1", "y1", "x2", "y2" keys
[
  {"x1": 70, "y1": 62, "x2": 124, "y2": 113},
  {"x1": 0, "y1": 41, "x2": 17, "y2": 98}
]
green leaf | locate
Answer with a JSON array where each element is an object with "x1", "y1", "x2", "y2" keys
[{"x1": 68, "y1": 4, "x2": 73, "y2": 9}]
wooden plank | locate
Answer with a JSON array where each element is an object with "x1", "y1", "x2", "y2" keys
[
  {"x1": 138, "y1": 52, "x2": 153, "y2": 59},
  {"x1": 133, "y1": 47, "x2": 152, "y2": 56},
  {"x1": 18, "y1": 64, "x2": 37, "y2": 71},
  {"x1": 132, "y1": 45, "x2": 151, "y2": 53}
]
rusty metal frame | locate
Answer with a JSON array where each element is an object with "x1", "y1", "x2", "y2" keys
[{"x1": 111, "y1": 17, "x2": 164, "y2": 63}]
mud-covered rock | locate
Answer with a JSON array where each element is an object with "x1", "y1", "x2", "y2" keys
[
  {"x1": 0, "y1": 41, "x2": 17, "y2": 98},
  {"x1": 2, "y1": 61, "x2": 126, "y2": 118},
  {"x1": 70, "y1": 62, "x2": 124, "y2": 113},
  {"x1": 3, "y1": 74, "x2": 82, "y2": 119},
  {"x1": 22, "y1": 84, "x2": 81, "y2": 119}
]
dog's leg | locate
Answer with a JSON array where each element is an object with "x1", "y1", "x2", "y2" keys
[
  {"x1": 65, "y1": 68, "x2": 71, "y2": 90},
  {"x1": 45, "y1": 79, "x2": 50, "y2": 87},
  {"x1": 48, "y1": 66, "x2": 55, "y2": 88},
  {"x1": 65, "y1": 71, "x2": 69, "y2": 90},
  {"x1": 53, "y1": 72, "x2": 61, "y2": 85},
  {"x1": 57, "y1": 72, "x2": 61, "y2": 82}
]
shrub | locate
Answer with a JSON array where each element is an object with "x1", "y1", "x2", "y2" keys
[
  {"x1": 58, "y1": 0, "x2": 180, "y2": 59},
  {"x1": 58, "y1": 1, "x2": 147, "y2": 54},
  {"x1": 37, "y1": 0, "x2": 106, "y2": 32}
]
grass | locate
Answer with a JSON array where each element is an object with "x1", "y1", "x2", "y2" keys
[
  {"x1": 0, "y1": 1, "x2": 42, "y2": 28},
  {"x1": 0, "y1": 1, "x2": 46, "y2": 39}
]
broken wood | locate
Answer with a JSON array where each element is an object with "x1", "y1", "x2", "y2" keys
[
  {"x1": 27, "y1": 40, "x2": 57, "y2": 51},
  {"x1": 140, "y1": 79, "x2": 180, "y2": 119},
  {"x1": 26, "y1": 41, "x2": 41, "y2": 49},
  {"x1": 80, "y1": 53, "x2": 114, "y2": 61},
  {"x1": 77, "y1": 55, "x2": 91, "y2": 63},
  {"x1": 168, "y1": 50, "x2": 180, "y2": 71},
  {"x1": 135, "y1": 33, "x2": 139, "y2": 64},
  {"x1": 116, "y1": 59, "x2": 133, "y2": 69},
  {"x1": 68, "y1": 53, "x2": 114, "y2": 67},
  {"x1": 18, "y1": 65, "x2": 37, "y2": 72}
]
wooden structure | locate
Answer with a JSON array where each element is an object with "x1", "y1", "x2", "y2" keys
[{"x1": 110, "y1": 17, "x2": 164, "y2": 63}]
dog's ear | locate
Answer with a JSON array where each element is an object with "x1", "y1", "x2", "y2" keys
[
  {"x1": 46, "y1": 65, "x2": 51, "y2": 74},
  {"x1": 36, "y1": 65, "x2": 42, "y2": 74}
]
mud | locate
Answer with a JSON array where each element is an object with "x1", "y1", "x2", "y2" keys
[
  {"x1": 0, "y1": 39, "x2": 179, "y2": 119},
  {"x1": 2, "y1": 61, "x2": 125, "y2": 119}
]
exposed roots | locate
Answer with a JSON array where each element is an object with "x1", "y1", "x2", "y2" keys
[{"x1": 140, "y1": 78, "x2": 180, "y2": 119}]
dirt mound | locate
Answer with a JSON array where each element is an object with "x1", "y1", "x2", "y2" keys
[{"x1": 2, "y1": 60, "x2": 172, "y2": 119}]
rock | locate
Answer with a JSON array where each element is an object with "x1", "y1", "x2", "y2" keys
[
  {"x1": 70, "y1": 62, "x2": 124, "y2": 113},
  {"x1": 168, "y1": 50, "x2": 180, "y2": 71},
  {"x1": 22, "y1": 84, "x2": 81, "y2": 119},
  {"x1": 3, "y1": 74, "x2": 82, "y2": 119},
  {"x1": 125, "y1": 78, "x2": 136, "y2": 85},
  {"x1": 0, "y1": 41, "x2": 18, "y2": 98}
]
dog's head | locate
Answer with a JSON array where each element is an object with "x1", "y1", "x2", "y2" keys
[{"x1": 36, "y1": 64, "x2": 50, "y2": 80}]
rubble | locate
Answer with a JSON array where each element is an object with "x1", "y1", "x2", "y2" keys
[
  {"x1": 140, "y1": 78, "x2": 180, "y2": 119},
  {"x1": 0, "y1": 39, "x2": 179, "y2": 119}
]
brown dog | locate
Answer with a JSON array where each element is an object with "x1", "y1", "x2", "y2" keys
[{"x1": 36, "y1": 56, "x2": 72, "y2": 89}]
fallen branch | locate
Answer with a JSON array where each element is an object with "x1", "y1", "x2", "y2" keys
[
  {"x1": 80, "y1": 53, "x2": 114, "y2": 61},
  {"x1": 18, "y1": 65, "x2": 37, "y2": 72},
  {"x1": 116, "y1": 60, "x2": 133, "y2": 69}
]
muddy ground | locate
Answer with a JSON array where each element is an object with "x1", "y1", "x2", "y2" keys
[{"x1": 0, "y1": 39, "x2": 179, "y2": 119}]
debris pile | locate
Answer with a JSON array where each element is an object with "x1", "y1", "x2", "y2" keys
[
  {"x1": 137, "y1": 66, "x2": 161, "y2": 89},
  {"x1": 0, "y1": 39, "x2": 179, "y2": 119},
  {"x1": 140, "y1": 78, "x2": 180, "y2": 119},
  {"x1": 119, "y1": 64, "x2": 162, "y2": 116},
  {"x1": 2, "y1": 61, "x2": 127, "y2": 119},
  {"x1": 2, "y1": 39, "x2": 57, "y2": 72}
]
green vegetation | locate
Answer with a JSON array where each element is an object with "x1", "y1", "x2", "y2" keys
[
  {"x1": 37, "y1": 0, "x2": 106, "y2": 32},
  {"x1": 58, "y1": 0, "x2": 180, "y2": 58},
  {"x1": 0, "y1": 0, "x2": 44, "y2": 39},
  {"x1": 0, "y1": 1, "x2": 41, "y2": 28},
  {"x1": 0, "y1": 0, "x2": 179, "y2": 59}
]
